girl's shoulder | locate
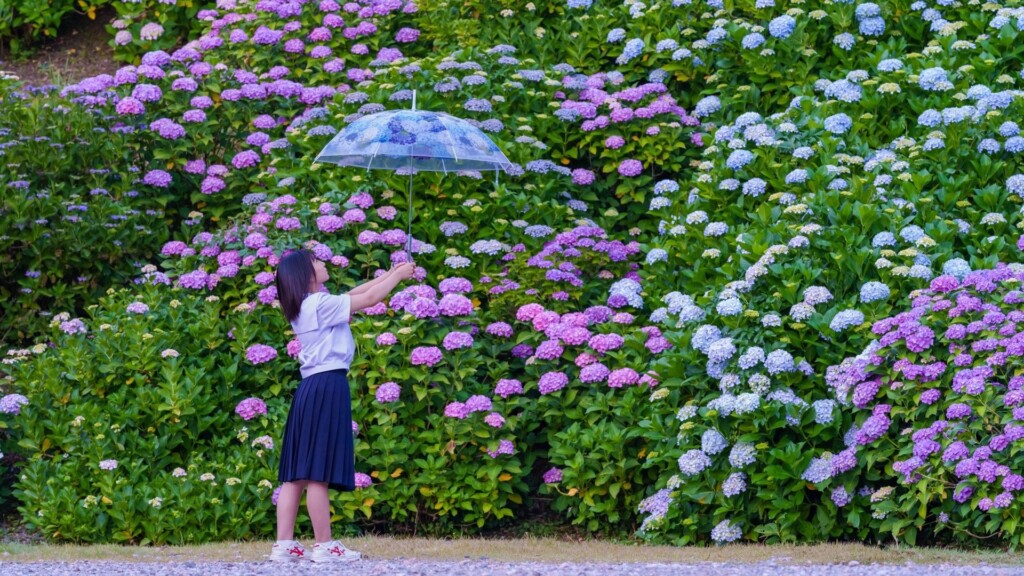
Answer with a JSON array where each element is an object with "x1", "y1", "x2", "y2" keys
[{"x1": 292, "y1": 292, "x2": 325, "y2": 333}]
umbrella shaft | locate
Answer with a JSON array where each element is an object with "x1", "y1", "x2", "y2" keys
[{"x1": 406, "y1": 170, "x2": 413, "y2": 256}]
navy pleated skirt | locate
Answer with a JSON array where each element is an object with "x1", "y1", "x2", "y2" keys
[{"x1": 277, "y1": 368, "x2": 356, "y2": 492}]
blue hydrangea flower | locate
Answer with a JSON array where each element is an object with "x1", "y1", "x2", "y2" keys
[
  {"x1": 941, "y1": 106, "x2": 974, "y2": 125},
  {"x1": 606, "y1": 28, "x2": 626, "y2": 43},
  {"x1": 717, "y1": 298, "x2": 743, "y2": 316},
  {"x1": 764, "y1": 350, "x2": 795, "y2": 375},
  {"x1": 701, "y1": 429, "x2": 729, "y2": 455},
  {"x1": 567, "y1": 0, "x2": 591, "y2": 8},
  {"x1": 793, "y1": 146, "x2": 814, "y2": 159},
  {"x1": 1007, "y1": 175, "x2": 1024, "y2": 196},
  {"x1": 917, "y1": 109, "x2": 942, "y2": 127},
  {"x1": 785, "y1": 169, "x2": 809, "y2": 184},
  {"x1": 978, "y1": 139, "x2": 1001, "y2": 154},
  {"x1": 823, "y1": 113, "x2": 852, "y2": 135},
  {"x1": 654, "y1": 179, "x2": 679, "y2": 195},
  {"x1": 616, "y1": 38, "x2": 645, "y2": 64},
  {"x1": 830, "y1": 309, "x2": 865, "y2": 332},
  {"x1": 726, "y1": 149, "x2": 754, "y2": 170},
  {"x1": 711, "y1": 519, "x2": 743, "y2": 543},
  {"x1": 650, "y1": 307, "x2": 669, "y2": 323},
  {"x1": 692, "y1": 325, "x2": 722, "y2": 352},
  {"x1": 734, "y1": 392, "x2": 760, "y2": 414},
  {"x1": 742, "y1": 178, "x2": 767, "y2": 196},
  {"x1": 812, "y1": 399, "x2": 835, "y2": 425},
  {"x1": 768, "y1": 15, "x2": 796, "y2": 38},
  {"x1": 855, "y1": 3, "x2": 881, "y2": 19},
  {"x1": 646, "y1": 248, "x2": 669, "y2": 265},
  {"x1": 833, "y1": 33, "x2": 856, "y2": 51},
  {"x1": 742, "y1": 33, "x2": 765, "y2": 50},
  {"x1": 706, "y1": 27, "x2": 727, "y2": 45},
  {"x1": 828, "y1": 178, "x2": 849, "y2": 191},
  {"x1": 824, "y1": 79, "x2": 862, "y2": 103},
  {"x1": 909, "y1": 264, "x2": 932, "y2": 279},
  {"x1": 899, "y1": 225, "x2": 925, "y2": 243},
  {"x1": 678, "y1": 449, "x2": 711, "y2": 476},
  {"x1": 919, "y1": 67, "x2": 950, "y2": 91},
  {"x1": 999, "y1": 121, "x2": 1020, "y2": 137},
  {"x1": 859, "y1": 17, "x2": 885, "y2": 36},
  {"x1": 734, "y1": 112, "x2": 763, "y2": 127},
  {"x1": 877, "y1": 58, "x2": 904, "y2": 72},
  {"x1": 803, "y1": 286, "x2": 833, "y2": 305},
  {"x1": 672, "y1": 47, "x2": 694, "y2": 61},
  {"x1": 859, "y1": 281, "x2": 890, "y2": 303},
  {"x1": 656, "y1": 39, "x2": 679, "y2": 53},
  {"x1": 722, "y1": 473, "x2": 747, "y2": 497},
  {"x1": 942, "y1": 258, "x2": 971, "y2": 280},
  {"x1": 738, "y1": 347, "x2": 765, "y2": 369},
  {"x1": 693, "y1": 96, "x2": 721, "y2": 118},
  {"x1": 707, "y1": 337, "x2": 737, "y2": 362},
  {"x1": 728, "y1": 442, "x2": 757, "y2": 468},
  {"x1": 650, "y1": 197, "x2": 672, "y2": 210},
  {"x1": 802, "y1": 456, "x2": 832, "y2": 483},
  {"x1": 677, "y1": 405, "x2": 698, "y2": 421}
]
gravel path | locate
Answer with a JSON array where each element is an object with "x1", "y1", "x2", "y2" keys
[{"x1": 3, "y1": 559, "x2": 1024, "y2": 576}]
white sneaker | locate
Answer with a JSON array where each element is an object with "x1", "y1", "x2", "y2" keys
[
  {"x1": 311, "y1": 540, "x2": 362, "y2": 563},
  {"x1": 269, "y1": 540, "x2": 308, "y2": 562}
]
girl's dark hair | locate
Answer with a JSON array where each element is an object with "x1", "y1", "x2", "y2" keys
[{"x1": 276, "y1": 249, "x2": 316, "y2": 323}]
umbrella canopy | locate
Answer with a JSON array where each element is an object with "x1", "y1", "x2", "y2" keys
[
  {"x1": 314, "y1": 108, "x2": 513, "y2": 173},
  {"x1": 313, "y1": 94, "x2": 513, "y2": 256}
]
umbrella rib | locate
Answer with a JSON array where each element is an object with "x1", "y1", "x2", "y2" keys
[
  {"x1": 366, "y1": 139, "x2": 384, "y2": 171},
  {"x1": 434, "y1": 114, "x2": 461, "y2": 166}
]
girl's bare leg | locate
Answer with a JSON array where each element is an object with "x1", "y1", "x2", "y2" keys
[
  {"x1": 306, "y1": 481, "x2": 333, "y2": 543},
  {"x1": 275, "y1": 480, "x2": 309, "y2": 541}
]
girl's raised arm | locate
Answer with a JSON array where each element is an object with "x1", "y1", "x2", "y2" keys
[
  {"x1": 349, "y1": 262, "x2": 415, "y2": 313},
  {"x1": 348, "y1": 268, "x2": 392, "y2": 296}
]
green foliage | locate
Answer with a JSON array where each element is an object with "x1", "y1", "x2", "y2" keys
[
  {"x1": 0, "y1": 78, "x2": 171, "y2": 346},
  {"x1": 0, "y1": 0, "x2": 108, "y2": 56}
]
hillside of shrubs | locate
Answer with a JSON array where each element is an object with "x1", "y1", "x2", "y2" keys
[{"x1": 3, "y1": 0, "x2": 1024, "y2": 549}]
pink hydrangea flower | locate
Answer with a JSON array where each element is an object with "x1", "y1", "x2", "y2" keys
[
  {"x1": 618, "y1": 159, "x2": 643, "y2": 177},
  {"x1": 538, "y1": 371, "x2": 569, "y2": 394},
  {"x1": 543, "y1": 467, "x2": 563, "y2": 483},
  {"x1": 246, "y1": 344, "x2": 278, "y2": 364},
  {"x1": 411, "y1": 346, "x2": 443, "y2": 367},
  {"x1": 495, "y1": 379, "x2": 523, "y2": 398},
  {"x1": 375, "y1": 382, "x2": 401, "y2": 403},
  {"x1": 444, "y1": 401, "x2": 469, "y2": 419},
  {"x1": 235, "y1": 397, "x2": 267, "y2": 420}
]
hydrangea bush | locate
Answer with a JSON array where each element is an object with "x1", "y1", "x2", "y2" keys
[
  {"x1": 5, "y1": 0, "x2": 1024, "y2": 548},
  {"x1": 0, "y1": 76, "x2": 171, "y2": 345},
  {"x1": 821, "y1": 265, "x2": 1024, "y2": 547}
]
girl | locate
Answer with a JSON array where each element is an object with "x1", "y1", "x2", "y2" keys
[{"x1": 269, "y1": 248, "x2": 416, "y2": 563}]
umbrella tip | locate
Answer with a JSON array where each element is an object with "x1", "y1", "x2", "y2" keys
[{"x1": 412, "y1": 89, "x2": 416, "y2": 111}]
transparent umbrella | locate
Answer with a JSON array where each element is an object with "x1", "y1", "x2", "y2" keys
[{"x1": 314, "y1": 91, "x2": 514, "y2": 254}]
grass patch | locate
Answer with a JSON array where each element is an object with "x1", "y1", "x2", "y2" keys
[{"x1": 1, "y1": 537, "x2": 1022, "y2": 565}]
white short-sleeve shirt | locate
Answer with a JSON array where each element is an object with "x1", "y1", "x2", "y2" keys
[{"x1": 290, "y1": 291, "x2": 355, "y2": 379}]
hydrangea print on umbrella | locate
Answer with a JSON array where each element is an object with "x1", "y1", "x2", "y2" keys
[{"x1": 314, "y1": 109, "x2": 513, "y2": 173}]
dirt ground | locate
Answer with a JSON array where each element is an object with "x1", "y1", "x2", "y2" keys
[{"x1": 0, "y1": 6, "x2": 120, "y2": 87}]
